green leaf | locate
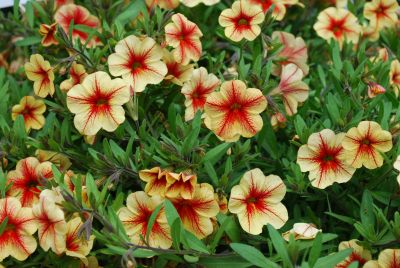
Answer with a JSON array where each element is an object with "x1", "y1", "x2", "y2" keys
[
  {"x1": 198, "y1": 255, "x2": 252, "y2": 268},
  {"x1": 202, "y1": 143, "x2": 231, "y2": 165},
  {"x1": 230, "y1": 243, "x2": 279, "y2": 268},
  {"x1": 164, "y1": 199, "x2": 181, "y2": 249},
  {"x1": 267, "y1": 224, "x2": 293, "y2": 268},
  {"x1": 182, "y1": 112, "x2": 201, "y2": 155},
  {"x1": 25, "y1": 2, "x2": 34, "y2": 28},
  {"x1": 0, "y1": 216, "x2": 8, "y2": 236},
  {"x1": 360, "y1": 190, "x2": 375, "y2": 228},
  {"x1": 182, "y1": 230, "x2": 209, "y2": 254},
  {"x1": 115, "y1": 0, "x2": 146, "y2": 27},
  {"x1": 15, "y1": 36, "x2": 41, "y2": 46},
  {"x1": 146, "y1": 203, "x2": 163, "y2": 244},
  {"x1": 314, "y1": 248, "x2": 352, "y2": 268},
  {"x1": 308, "y1": 233, "x2": 322, "y2": 267},
  {"x1": 13, "y1": 115, "x2": 26, "y2": 140}
]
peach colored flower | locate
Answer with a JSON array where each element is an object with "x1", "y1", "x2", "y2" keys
[
  {"x1": 362, "y1": 21, "x2": 381, "y2": 41},
  {"x1": 66, "y1": 71, "x2": 130, "y2": 135},
  {"x1": 313, "y1": 7, "x2": 361, "y2": 48},
  {"x1": 39, "y1": 23, "x2": 58, "y2": 47},
  {"x1": 165, "y1": 172, "x2": 197, "y2": 200},
  {"x1": 335, "y1": 239, "x2": 372, "y2": 268},
  {"x1": 145, "y1": 0, "x2": 179, "y2": 9},
  {"x1": 181, "y1": 67, "x2": 220, "y2": 121},
  {"x1": 60, "y1": 63, "x2": 88, "y2": 92},
  {"x1": 118, "y1": 191, "x2": 172, "y2": 249},
  {"x1": 181, "y1": 0, "x2": 220, "y2": 7},
  {"x1": 248, "y1": 0, "x2": 286, "y2": 20},
  {"x1": 390, "y1": 59, "x2": 400, "y2": 96},
  {"x1": 364, "y1": 0, "x2": 399, "y2": 30},
  {"x1": 162, "y1": 49, "x2": 193, "y2": 86},
  {"x1": 204, "y1": 80, "x2": 267, "y2": 142},
  {"x1": 215, "y1": 193, "x2": 228, "y2": 214},
  {"x1": 25, "y1": 54, "x2": 55, "y2": 98},
  {"x1": 282, "y1": 223, "x2": 321, "y2": 241},
  {"x1": 165, "y1": 13, "x2": 203, "y2": 64},
  {"x1": 35, "y1": 149, "x2": 72, "y2": 172},
  {"x1": 108, "y1": 35, "x2": 167, "y2": 93},
  {"x1": 270, "y1": 112, "x2": 287, "y2": 130},
  {"x1": 139, "y1": 167, "x2": 169, "y2": 197},
  {"x1": 342, "y1": 121, "x2": 393, "y2": 169},
  {"x1": 297, "y1": 129, "x2": 356, "y2": 189},
  {"x1": 228, "y1": 168, "x2": 288, "y2": 235},
  {"x1": 270, "y1": 63, "x2": 309, "y2": 116},
  {"x1": 219, "y1": 0, "x2": 264, "y2": 42},
  {"x1": 364, "y1": 249, "x2": 400, "y2": 268},
  {"x1": 11, "y1": 96, "x2": 46, "y2": 130},
  {"x1": 368, "y1": 82, "x2": 386, "y2": 98},
  {"x1": 0, "y1": 197, "x2": 38, "y2": 261}
]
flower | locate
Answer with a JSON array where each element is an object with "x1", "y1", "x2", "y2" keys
[
  {"x1": 6, "y1": 157, "x2": 53, "y2": 206},
  {"x1": 139, "y1": 167, "x2": 169, "y2": 197},
  {"x1": 181, "y1": 67, "x2": 220, "y2": 121},
  {"x1": 146, "y1": 0, "x2": 179, "y2": 9},
  {"x1": 363, "y1": 0, "x2": 399, "y2": 30},
  {"x1": 367, "y1": 82, "x2": 386, "y2": 98},
  {"x1": 271, "y1": 31, "x2": 309, "y2": 76},
  {"x1": 218, "y1": 0, "x2": 264, "y2": 42},
  {"x1": 215, "y1": 193, "x2": 228, "y2": 214},
  {"x1": 171, "y1": 183, "x2": 219, "y2": 238},
  {"x1": 313, "y1": 7, "x2": 361, "y2": 48},
  {"x1": 35, "y1": 149, "x2": 72, "y2": 171},
  {"x1": 297, "y1": 129, "x2": 356, "y2": 189},
  {"x1": 248, "y1": 0, "x2": 286, "y2": 20},
  {"x1": 362, "y1": 21, "x2": 381, "y2": 41},
  {"x1": 335, "y1": 239, "x2": 372, "y2": 268},
  {"x1": 228, "y1": 168, "x2": 288, "y2": 235},
  {"x1": 181, "y1": 0, "x2": 220, "y2": 7},
  {"x1": 66, "y1": 71, "x2": 130, "y2": 136},
  {"x1": 282, "y1": 223, "x2": 321, "y2": 241},
  {"x1": 270, "y1": 63, "x2": 309, "y2": 116},
  {"x1": 204, "y1": 80, "x2": 267, "y2": 142},
  {"x1": 11, "y1": 96, "x2": 46, "y2": 130},
  {"x1": 394, "y1": 155, "x2": 400, "y2": 187},
  {"x1": 162, "y1": 49, "x2": 194, "y2": 86},
  {"x1": 55, "y1": 4, "x2": 101, "y2": 47},
  {"x1": 270, "y1": 112, "x2": 287, "y2": 130},
  {"x1": 390, "y1": 59, "x2": 400, "y2": 96},
  {"x1": 364, "y1": 249, "x2": 400, "y2": 268},
  {"x1": 108, "y1": 35, "x2": 167, "y2": 93},
  {"x1": 32, "y1": 193, "x2": 67, "y2": 254},
  {"x1": 0, "y1": 197, "x2": 38, "y2": 262},
  {"x1": 39, "y1": 23, "x2": 58, "y2": 47},
  {"x1": 24, "y1": 54, "x2": 55, "y2": 98},
  {"x1": 60, "y1": 63, "x2": 88, "y2": 92},
  {"x1": 342, "y1": 121, "x2": 393, "y2": 169},
  {"x1": 326, "y1": 0, "x2": 347, "y2": 8},
  {"x1": 165, "y1": 13, "x2": 203, "y2": 64},
  {"x1": 118, "y1": 191, "x2": 172, "y2": 249},
  {"x1": 165, "y1": 172, "x2": 197, "y2": 200}
]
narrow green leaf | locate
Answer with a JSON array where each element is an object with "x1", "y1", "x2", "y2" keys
[
  {"x1": 267, "y1": 224, "x2": 293, "y2": 268},
  {"x1": 314, "y1": 248, "x2": 352, "y2": 268},
  {"x1": 230, "y1": 243, "x2": 279, "y2": 268}
]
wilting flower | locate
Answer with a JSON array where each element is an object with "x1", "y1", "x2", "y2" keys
[
  {"x1": 335, "y1": 240, "x2": 372, "y2": 268},
  {"x1": 39, "y1": 23, "x2": 58, "y2": 47},
  {"x1": 165, "y1": 13, "x2": 203, "y2": 65},
  {"x1": 108, "y1": 35, "x2": 167, "y2": 93},
  {"x1": 145, "y1": 0, "x2": 180, "y2": 9},
  {"x1": 282, "y1": 223, "x2": 321, "y2": 241},
  {"x1": 270, "y1": 112, "x2": 287, "y2": 130},
  {"x1": 11, "y1": 96, "x2": 46, "y2": 130},
  {"x1": 390, "y1": 59, "x2": 400, "y2": 96},
  {"x1": 228, "y1": 168, "x2": 288, "y2": 235},
  {"x1": 297, "y1": 129, "x2": 356, "y2": 189},
  {"x1": 367, "y1": 82, "x2": 386, "y2": 98},
  {"x1": 171, "y1": 183, "x2": 219, "y2": 239},
  {"x1": 60, "y1": 63, "x2": 88, "y2": 92},
  {"x1": 181, "y1": 0, "x2": 220, "y2": 7},
  {"x1": 24, "y1": 54, "x2": 55, "y2": 98},
  {"x1": 181, "y1": 67, "x2": 220, "y2": 121},
  {"x1": 66, "y1": 71, "x2": 130, "y2": 135},
  {"x1": 7, "y1": 157, "x2": 53, "y2": 206},
  {"x1": 55, "y1": 4, "x2": 101, "y2": 47},
  {"x1": 165, "y1": 172, "x2": 197, "y2": 200},
  {"x1": 36, "y1": 149, "x2": 72, "y2": 171},
  {"x1": 270, "y1": 63, "x2": 309, "y2": 116},
  {"x1": 139, "y1": 167, "x2": 169, "y2": 197},
  {"x1": 0, "y1": 197, "x2": 38, "y2": 262},
  {"x1": 118, "y1": 191, "x2": 172, "y2": 249},
  {"x1": 363, "y1": 0, "x2": 399, "y2": 30},
  {"x1": 364, "y1": 249, "x2": 400, "y2": 268},
  {"x1": 162, "y1": 49, "x2": 193, "y2": 86},
  {"x1": 313, "y1": 7, "x2": 361, "y2": 48},
  {"x1": 271, "y1": 31, "x2": 308, "y2": 76},
  {"x1": 204, "y1": 80, "x2": 267, "y2": 142},
  {"x1": 342, "y1": 121, "x2": 393, "y2": 169},
  {"x1": 218, "y1": 0, "x2": 264, "y2": 42},
  {"x1": 215, "y1": 193, "x2": 228, "y2": 214}
]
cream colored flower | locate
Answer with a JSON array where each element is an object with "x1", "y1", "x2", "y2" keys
[
  {"x1": 60, "y1": 63, "x2": 88, "y2": 92},
  {"x1": 364, "y1": 0, "x2": 399, "y2": 30},
  {"x1": 12, "y1": 96, "x2": 46, "y2": 130},
  {"x1": 282, "y1": 223, "x2": 321, "y2": 241},
  {"x1": 335, "y1": 239, "x2": 372, "y2": 268},
  {"x1": 390, "y1": 59, "x2": 400, "y2": 96},
  {"x1": 25, "y1": 54, "x2": 55, "y2": 98},
  {"x1": 163, "y1": 49, "x2": 194, "y2": 86}
]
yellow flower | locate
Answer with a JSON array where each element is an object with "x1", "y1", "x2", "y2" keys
[
  {"x1": 145, "y1": 0, "x2": 180, "y2": 9},
  {"x1": 35, "y1": 149, "x2": 72, "y2": 172},
  {"x1": 162, "y1": 49, "x2": 194, "y2": 86},
  {"x1": 24, "y1": 54, "x2": 55, "y2": 98},
  {"x1": 364, "y1": 0, "x2": 399, "y2": 30},
  {"x1": 215, "y1": 193, "x2": 228, "y2": 214},
  {"x1": 12, "y1": 96, "x2": 46, "y2": 130},
  {"x1": 282, "y1": 223, "x2": 321, "y2": 241},
  {"x1": 364, "y1": 249, "x2": 400, "y2": 268},
  {"x1": 139, "y1": 167, "x2": 169, "y2": 197},
  {"x1": 39, "y1": 23, "x2": 58, "y2": 47},
  {"x1": 60, "y1": 63, "x2": 88, "y2": 92},
  {"x1": 181, "y1": 0, "x2": 220, "y2": 7},
  {"x1": 165, "y1": 172, "x2": 197, "y2": 200},
  {"x1": 335, "y1": 239, "x2": 372, "y2": 268},
  {"x1": 390, "y1": 59, "x2": 400, "y2": 97}
]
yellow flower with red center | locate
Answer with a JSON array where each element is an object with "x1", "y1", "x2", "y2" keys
[
  {"x1": 12, "y1": 96, "x2": 46, "y2": 130},
  {"x1": 0, "y1": 197, "x2": 38, "y2": 262},
  {"x1": 282, "y1": 223, "x2": 321, "y2": 241},
  {"x1": 181, "y1": 0, "x2": 220, "y2": 7},
  {"x1": 6, "y1": 157, "x2": 53, "y2": 207},
  {"x1": 335, "y1": 240, "x2": 372, "y2": 268},
  {"x1": 165, "y1": 13, "x2": 203, "y2": 65},
  {"x1": 66, "y1": 71, "x2": 130, "y2": 136},
  {"x1": 297, "y1": 129, "x2": 356, "y2": 189},
  {"x1": 24, "y1": 54, "x2": 55, "y2": 98},
  {"x1": 364, "y1": 249, "x2": 400, "y2": 268},
  {"x1": 108, "y1": 35, "x2": 167, "y2": 93},
  {"x1": 39, "y1": 23, "x2": 58, "y2": 47},
  {"x1": 204, "y1": 80, "x2": 267, "y2": 142},
  {"x1": 270, "y1": 63, "x2": 309, "y2": 116},
  {"x1": 342, "y1": 121, "x2": 393, "y2": 169},
  {"x1": 145, "y1": 0, "x2": 180, "y2": 9},
  {"x1": 35, "y1": 149, "x2": 72, "y2": 172},
  {"x1": 165, "y1": 172, "x2": 197, "y2": 200},
  {"x1": 162, "y1": 49, "x2": 194, "y2": 86},
  {"x1": 228, "y1": 168, "x2": 288, "y2": 235},
  {"x1": 139, "y1": 167, "x2": 169, "y2": 197},
  {"x1": 219, "y1": 0, "x2": 264, "y2": 42},
  {"x1": 313, "y1": 7, "x2": 361, "y2": 48},
  {"x1": 60, "y1": 63, "x2": 88, "y2": 92},
  {"x1": 118, "y1": 191, "x2": 172, "y2": 249},
  {"x1": 390, "y1": 59, "x2": 400, "y2": 96},
  {"x1": 181, "y1": 67, "x2": 220, "y2": 121},
  {"x1": 364, "y1": 0, "x2": 399, "y2": 30},
  {"x1": 367, "y1": 82, "x2": 386, "y2": 98}
]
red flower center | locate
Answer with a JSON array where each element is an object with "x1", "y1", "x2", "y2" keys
[
  {"x1": 329, "y1": 18, "x2": 346, "y2": 37},
  {"x1": 376, "y1": 5, "x2": 388, "y2": 16}
]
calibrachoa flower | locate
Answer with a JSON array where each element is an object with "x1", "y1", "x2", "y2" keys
[
  {"x1": 393, "y1": 155, "x2": 400, "y2": 186},
  {"x1": 118, "y1": 191, "x2": 172, "y2": 249},
  {"x1": 297, "y1": 129, "x2": 356, "y2": 189},
  {"x1": 228, "y1": 168, "x2": 288, "y2": 235},
  {"x1": 181, "y1": 0, "x2": 220, "y2": 7},
  {"x1": 162, "y1": 49, "x2": 194, "y2": 86},
  {"x1": 367, "y1": 82, "x2": 386, "y2": 98},
  {"x1": 181, "y1": 67, "x2": 220, "y2": 121},
  {"x1": 204, "y1": 80, "x2": 267, "y2": 142},
  {"x1": 218, "y1": 0, "x2": 264, "y2": 42},
  {"x1": 36, "y1": 149, "x2": 72, "y2": 171},
  {"x1": 11, "y1": 96, "x2": 46, "y2": 130},
  {"x1": 270, "y1": 112, "x2": 287, "y2": 131},
  {"x1": 139, "y1": 167, "x2": 169, "y2": 197},
  {"x1": 66, "y1": 71, "x2": 130, "y2": 136},
  {"x1": 364, "y1": 249, "x2": 400, "y2": 268},
  {"x1": 342, "y1": 121, "x2": 393, "y2": 169},
  {"x1": 108, "y1": 35, "x2": 167, "y2": 93},
  {"x1": 282, "y1": 223, "x2": 321, "y2": 241},
  {"x1": 165, "y1": 13, "x2": 203, "y2": 65},
  {"x1": 270, "y1": 63, "x2": 309, "y2": 116},
  {"x1": 171, "y1": 183, "x2": 219, "y2": 239},
  {"x1": 165, "y1": 172, "x2": 197, "y2": 199},
  {"x1": 24, "y1": 54, "x2": 55, "y2": 98},
  {"x1": 326, "y1": 0, "x2": 347, "y2": 8},
  {"x1": 60, "y1": 62, "x2": 88, "y2": 92},
  {"x1": 335, "y1": 239, "x2": 372, "y2": 268},
  {"x1": 248, "y1": 0, "x2": 286, "y2": 20},
  {"x1": 39, "y1": 23, "x2": 58, "y2": 47},
  {"x1": 363, "y1": 0, "x2": 399, "y2": 30},
  {"x1": 313, "y1": 7, "x2": 361, "y2": 48},
  {"x1": 390, "y1": 59, "x2": 400, "y2": 96},
  {"x1": 0, "y1": 197, "x2": 38, "y2": 262},
  {"x1": 6, "y1": 157, "x2": 53, "y2": 206},
  {"x1": 146, "y1": 0, "x2": 180, "y2": 9},
  {"x1": 215, "y1": 193, "x2": 228, "y2": 214}
]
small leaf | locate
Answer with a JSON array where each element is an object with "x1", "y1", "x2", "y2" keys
[
  {"x1": 314, "y1": 248, "x2": 352, "y2": 268},
  {"x1": 230, "y1": 243, "x2": 279, "y2": 268}
]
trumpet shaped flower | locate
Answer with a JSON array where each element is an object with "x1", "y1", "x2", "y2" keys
[
  {"x1": 248, "y1": 0, "x2": 286, "y2": 20},
  {"x1": 165, "y1": 172, "x2": 197, "y2": 200},
  {"x1": 24, "y1": 54, "x2": 55, "y2": 98},
  {"x1": 12, "y1": 96, "x2": 46, "y2": 130},
  {"x1": 335, "y1": 240, "x2": 372, "y2": 268},
  {"x1": 60, "y1": 63, "x2": 88, "y2": 92},
  {"x1": 162, "y1": 49, "x2": 194, "y2": 86},
  {"x1": 390, "y1": 59, "x2": 400, "y2": 96},
  {"x1": 139, "y1": 167, "x2": 169, "y2": 197},
  {"x1": 364, "y1": 0, "x2": 399, "y2": 30},
  {"x1": 39, "y1": 23, "x2": 58, "y2": 47},
  {"x1": 282, "y1": 223, "x2": 321, "y2": 241}
]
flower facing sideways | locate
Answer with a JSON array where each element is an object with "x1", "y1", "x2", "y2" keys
[
  {"x1": 282, "y1": 223, "x2": 321, "y2": 241},
  {"x1": 364, "y1": 249, "x2": 400, "y2": 268},
  {"x1": 228, "y1": 168, "x2": 288, "y2": 235},
  {"x1": 139, "y1": 167, "x2": 169, "y2": 197},
  {"x1": 165, "y1": 172, "x2": 197, "y2": 200},
  {"x1": 363, "y1": 0, "x2": 399, "y2": 30},
  {"x1": 66, "y1": 71, "x2": 130, "y2": 136},
  {"x1": 60, "y1": 63, "x2": 88, "y2": 92},
  {"x1": 248, "y1": 0, "x2": 286, "y2": 20},
  {"x1": 162, "y1": 49, "x2": 194, "y2": 86},
  {"x1": 24, "y1": 54, "x2": 55, "y2": 98},
  {"x1": 367, "y1": 82, "x2": 386, "y2": 98},
  {"x1": 335, "y1": 240, "x2": 372, "y2": 268},
  {"x1": 390, "y1": 59, "x2": 400, "y2": 96},
  {"x1": 39, "y1": 23, "x2": 58, "y2": 47},
  {"x1": 145, "y1": 0, "x2": 180, "y2": 9},
  {"x1": 181, "y1": 0, "x2": 220, "y2": 7},
  {"x1": 12, "y1": 96, "x2": 46, "y2": 131}
]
